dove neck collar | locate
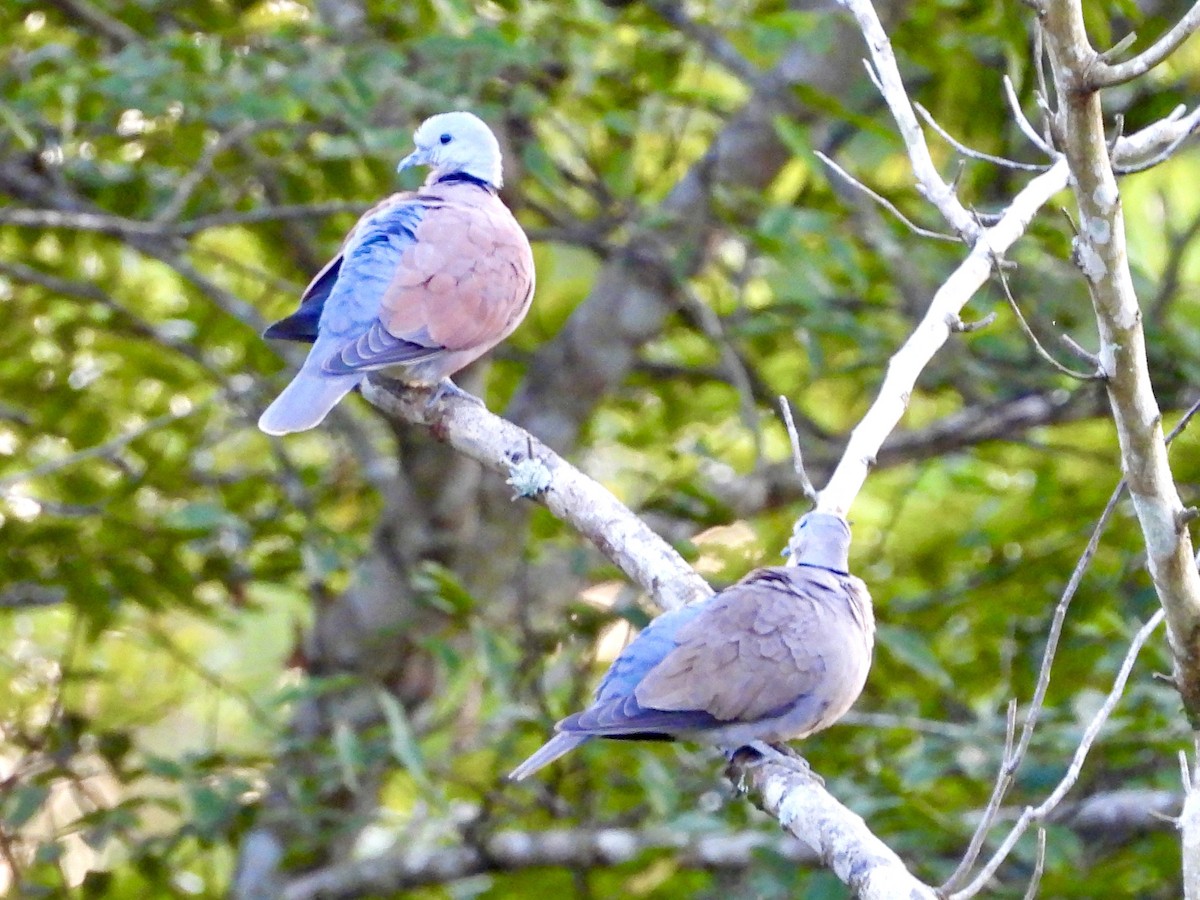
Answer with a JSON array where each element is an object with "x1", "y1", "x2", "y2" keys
[{"x1": 435, "y1": 171, "x2": 498, "y2": 193}]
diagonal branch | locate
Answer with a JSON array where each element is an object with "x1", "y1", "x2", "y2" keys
[
  {"x1": 360, "y1": 378, "x2": 711, "y2": 612},
  {"x1": 835, "y1": 0, "x2": 982, "y2": 238},
  {"x1": 357, "y1": 377, "x2": 936, "y2": 898},
  {"x1": 1087, "y1": 0, "x2": 1200, "y2": 88},
  {"x1": 742, "y1": 762, "x2": 937, "y2": 899},
  {"x1": 815, "y1": 158, "x2": 1070, "y2": 517}
]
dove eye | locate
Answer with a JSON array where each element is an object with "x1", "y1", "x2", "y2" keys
[{"x1": 439, "y1": 133, "x2": 452, "y2": 144}]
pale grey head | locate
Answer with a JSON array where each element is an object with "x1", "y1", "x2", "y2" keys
[
  {"x1": 791, "y1": 512, "x2": 852, "y2": 573},
  {"x1": 397, "y1": 111, "x2": 504, "y2": 188}
]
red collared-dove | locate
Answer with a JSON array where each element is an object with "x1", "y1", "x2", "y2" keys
[
  {"x1": 258, "y1": 111, "x2": 535, "y2": 435},
  {"x1": 509, "y1": 513, "x2": 875, "y2": 781}
]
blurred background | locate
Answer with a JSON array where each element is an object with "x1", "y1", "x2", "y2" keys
[{"x1": 1, "y1": 0, "x2": 1199, "y2": 896}]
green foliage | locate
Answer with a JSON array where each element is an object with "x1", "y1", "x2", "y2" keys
[{"x1": 2, "y1": 0, "x2": 1199, "y2": 897}]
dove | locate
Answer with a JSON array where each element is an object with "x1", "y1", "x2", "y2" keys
[
  {"x1": 508, "y1": 513, "x2": 874, "y2": 781},
  {"x1": 258, "y1": 111, "x2": 535, "y2": 435}
]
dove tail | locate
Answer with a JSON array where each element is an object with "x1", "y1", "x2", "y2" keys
[
  {"x1": 507, "y1": 732, "x2": 590, "y2": 782},
  {"x1": 258, "y1": 371, "x2": 361, "y2": 435}
]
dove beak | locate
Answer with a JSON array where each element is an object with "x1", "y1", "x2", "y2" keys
[{"x1": 397, "y1": 148, "x2": 431, "y2": 173}]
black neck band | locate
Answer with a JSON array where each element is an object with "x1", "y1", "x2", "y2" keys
[{"x1": 435, "y1": 172, "x2": 496, "y2": 192}]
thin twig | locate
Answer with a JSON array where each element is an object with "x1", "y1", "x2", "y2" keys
[
  {"x1": 1022, "y1": 828, "x2": 1048, "y2": 900},
  {"x1": 815, "y1": 151, "x2": 959, "y2": 242},
  {"x1": 1097, "y1": 32, "x2": 1139, "y2": 63},
  {"x1": 947, "y1": 311, "x2": 997, "y2": 333},
  {"x1": 778, "y1": 396, "x2": 818, "y2": 504},
  {"x1": 1059, "y1": 334, "x2": 1102, "y2": 368},
  {"x1": 0, "y1": 406, "x2": 207, "y2": 492},
  {"x1": 914, "y1": 102, "x2": 1049, "y2": 171},
  {"x1": 835, "y1": 0, "x2": 981, "y2": 238},
  {"x1": 1113, "y1": 120, "x2": 1200, "y2": 175},
  {"x1": 1003, "y1": 76, "x2": 1054, "y2": 155},
  {"x1": 950, "y1": 608, "x2": 1166, "y2": 899},
  {"x1": 1033, "y1": 25, "x2": 1054, "y2": 148},
  {"x1": 1089, "y1": 0, "x2": 1200, "y2": 88},
  {"x1": 0, "y1": 201, "x2": 370, "y2": 237},
  {"x1": 991, "y1": 253, "x2": 1105, "y2": 380},
  {"x1": 945, "y1": 396, "x2": 1200, "y2": 894}
]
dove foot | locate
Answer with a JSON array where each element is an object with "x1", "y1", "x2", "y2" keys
[
  {"x1": 743, "y1": 741, "x2": 824, "y2": 785},
  {"x1": 427, "y1": 378, "x2": 485, "y2": 408}
]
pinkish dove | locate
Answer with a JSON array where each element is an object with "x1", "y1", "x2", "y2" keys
[{"x1": 259, "y1": 111, "x2": 535, "y2": 435}]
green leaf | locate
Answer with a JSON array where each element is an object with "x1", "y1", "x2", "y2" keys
[
  {"x1": 332, "y1": 720, "x2": 362, "y2": 794},
  {"x1": 375, "y1": 689, "x2": 432, "y2": 792},
  {"x1": 876, "y1": 624, "x2": 953, "y2": 688},
  {"x1": 4, "y1": 783, "x2": 49, "y2": 829}
]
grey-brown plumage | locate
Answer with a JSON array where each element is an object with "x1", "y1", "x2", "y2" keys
[{"x1": 509, "y1": 513, "x2": 874, "y2": 781}]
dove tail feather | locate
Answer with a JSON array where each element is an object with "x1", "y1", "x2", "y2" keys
[
  {"x1": 507, "y1": 733, "x2": 590, "y2": 782},
  {"x1": 258, "y1": 371, "x2": 362, "y2": 435}
]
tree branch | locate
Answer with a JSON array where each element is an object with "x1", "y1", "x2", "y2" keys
[
  {"x1": 359, "y1": 378, "x2": 711, "y2": 612},
  {"x1": 1043, "y1": 0, "x2": 1200, "y2": 723},
  {"x1": 1087, "y1": 0, "x2": 1200, "y2": 88},
  {"x1": 1184, "y1": 753, "x2": 1200, "y2": 898},
  {"x1": 816, "y1": 158, "x2": 1070, "y2": 517},
  {"x1": 835, "y1": 0, "x2": 982, "y2": 239},
  {"x1": 949, "y1": 609, "x2": 1166, "y2": 899},
  {"x1": 357, "y1": 377, "x2": 936, "y2": 896},
  {"x1": 740, "y1": 762, "x2": 937, "y2": 899},
  {"x1": 281, "y1": 826, "x2": 814, "y2": 900}
]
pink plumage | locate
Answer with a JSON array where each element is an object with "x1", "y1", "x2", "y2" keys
[{"x1": 259, "y1": 112, "x2": 535, "y2": 435}]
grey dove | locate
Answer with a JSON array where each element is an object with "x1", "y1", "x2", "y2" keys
[
  {"x1": 508, "y1": 513, "x2": 874, "y2": 781},
  {"x1": 259, "y1": 111, "x2": 535, "y2": 435}
]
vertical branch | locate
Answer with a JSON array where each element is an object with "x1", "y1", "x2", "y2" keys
[
  {"x1": 1184, "y1": 752, "x2": 1200, "y2": 898},
  {"x1": 1041, "y1": 0, "x2": 1200, "y2": 723}
]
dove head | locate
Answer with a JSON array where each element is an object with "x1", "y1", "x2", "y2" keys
[
  {"x1": 790, "y1": 513, "x2": 852, "y2": 574},
  {"x1": 398, "y1": 111, "x2": 504, "y2": 188}
]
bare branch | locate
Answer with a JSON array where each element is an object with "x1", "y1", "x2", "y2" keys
[
  {"x1": 357, "y1": 380, "x2": 936, "y2": 898},
  {"x1": 1097, "y1": 31, "x2": 1139, "y2": 63},
  {"x1": 778, "y1": 396, "x2": 819, "y2": 505},
  {"x1": 0, "y1": 201, "x2": 370, "y2": 238},
  {"x1": 0, "y1": 407, "x2": 205, "y2": 493},
  {"x1": 942, "y1": 473, "x2": 1123, "y2": 892},
  {"x1": 1003, "y1": 75, "x2": 1055, "y2": 155},
  {"x1": 1184, "y1": 754, "x2": 1200, "y2": 897},
  {"x1": 153, "y1": 121, "x2": 260, "y2": 224},
  {"x1": 359, "y1": 377, "x2": 711, "y2": 612},
  {"x1": 1022, "y1": 829, "x2": 1047, "y2": 900},
  {"x1": 991, "y1": 254, "x2": 1105, "y2": 380},
  {"x1": 950, "y1": 609, "x2": 1166, "y2": 899},
  {"x1": 0, "y1": 584, "x2": 67, "y2": 609},
  {"x1": 815, "y1": 151, "x2": 959, "y2": 242},
  {"x1": 835, "y1": 0, "x2": 981, "y2": 238},
  {"x1": 817, "y1": 158, "x2": 1070, "y2": 517},
  {"x1": 945, "y1": 395, "x2": 1200, "y2": 893},
  {"x1": 1113, "y1": 111, "x2": 1200, "y2": 175},
  {"x1": 1112, "y1": 104, "x2": 1200, "y2": 163},
  {"x1": 741, "y1": 761, "x2": 938, "y2": 899},
  {"x1": 1088, "y1": 0, "x2": 1200, "y2": 88},
  {"x1": 1043, "y1": 0, "x2": 1200, "y2": 721},
  {"x1": 914, "y1": 102, "x2": 1049, "y2": 171}
]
